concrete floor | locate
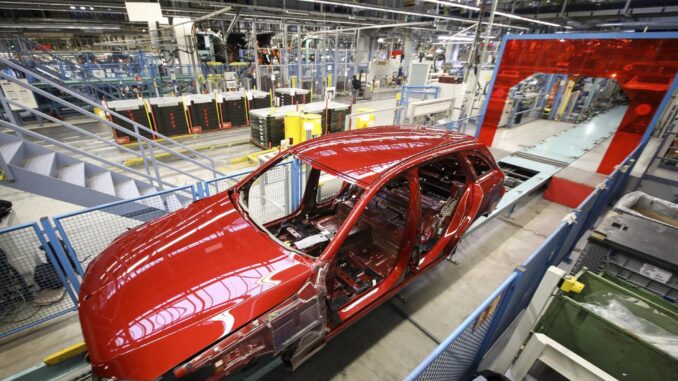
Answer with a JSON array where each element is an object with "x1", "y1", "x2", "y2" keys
[{"x1": 0, "y1": 108, "x2": 631, "y2": 380}]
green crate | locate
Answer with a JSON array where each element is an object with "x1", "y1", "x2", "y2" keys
[{"x1": 535, "y1": 272, "x2": 678, "y2": 380}]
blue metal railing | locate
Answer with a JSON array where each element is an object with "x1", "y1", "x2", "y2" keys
[{"x1": 0, "y1": 222, "x2": 79, "y2": 338}]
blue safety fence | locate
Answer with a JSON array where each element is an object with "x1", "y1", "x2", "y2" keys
[
  {"x1": 406, "y1": 144, "x2": 643, "y2": 381},
  {"x1": 203, "y1": 169, "x2": 254, "y2": 196},
  {"x1": 0, "y1": 222, "x2": 79, "y2": 338}
]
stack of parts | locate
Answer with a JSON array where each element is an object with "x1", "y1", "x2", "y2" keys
[
  {"x1": 250, "y1": 111, "x2": 284, "y2": 149},
  {"x1": 149, "y1": 97, "x2": 190, "y2": 137},
  {"x1": 275, "y1": 88, "x2": 310, "y2": 106},
  {"x1": 324, "y1": 103, "x2": 351, "y2": 134},
  {"x1": 187, "y1": 94, "x2": 221, "y2": 132},
  {"x1": 249, "y1": 101, "x2": 351, "y2": 148},
  {"x1": 250, "y1": 90, "x2": 272, "y2": 110},
  {"x1": 108, "y1": 99, "x2": 155, "y2": 144},
  {"x1": 222, "y1": 92, "x2": 247, "y2": 128}
]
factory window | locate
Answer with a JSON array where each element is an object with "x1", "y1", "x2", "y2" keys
[
  {"x1": 468, "y1": 154, "x2": 492, "y2": 178},
  {"x1": 417, "y1": 157, "x2": 467, "y2": 253}
]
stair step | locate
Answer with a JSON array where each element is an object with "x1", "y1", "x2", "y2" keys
[
  {"x1": 140, "y1": 185, "x2": 158, "y2": 195},
  {"x1": 86, "y1": 171, "x2": 116, "y2": 196},
  {"x1": 115, "y1": 179, "x2": 140, "y2": 199},
  {"x1": 22, "y1": 152, "x2": 56, "y2": 176},
  {"x1": 57, "y1": 162, "x2": 86, "y2": 187},
  {"x1": 0, "y1": 141, "x2": 24, "y2": 164}
]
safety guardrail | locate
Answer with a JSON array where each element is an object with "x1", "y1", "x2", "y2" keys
[
  {"x1": 0, "y1": 222, "x2": 78, "y2": 338},
  {"x1": 406, "y1": 143, "x2": 641, "y2": 381}
]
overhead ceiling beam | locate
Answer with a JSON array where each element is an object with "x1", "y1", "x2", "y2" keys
[{"x1": 422, "y1": 0, "x2": 567, "y2": 28}]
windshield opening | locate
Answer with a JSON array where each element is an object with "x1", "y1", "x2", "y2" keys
[{"x1": 239, "y1": 154, "x2": 364, "y2": 258}]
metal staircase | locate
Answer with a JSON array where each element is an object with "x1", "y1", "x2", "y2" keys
[
  {"x1": 0, "y1": 57, "x2": 224, "y2": 210},
  {"x1": 0, "y1": 128, "x2": 156, "y2": 207}
]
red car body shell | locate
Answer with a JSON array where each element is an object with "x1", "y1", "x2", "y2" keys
[{"x1": 79, "y1": 126, "x2": 504, "y2": 380}]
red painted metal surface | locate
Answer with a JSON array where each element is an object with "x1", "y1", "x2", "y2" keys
[
  {"x1": 79, "y1": 196, "x2": 313, "y2": 380},
  {"x1": 290, "y1": 126, "x2": 474, "y2": 187},
  {"x1": 79, "y1": 127, "x2": 504, "y2": 381},
  {"x1": 478, "y1": 37, "x2": 678, "y2": 174},
  {"x1": 543, "y1": 176, "x2": 595, "y2": 208}
]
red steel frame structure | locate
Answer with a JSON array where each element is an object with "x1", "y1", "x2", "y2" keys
[{"x1": 476, "y1": 33, "x2": 678, "y2": 174}]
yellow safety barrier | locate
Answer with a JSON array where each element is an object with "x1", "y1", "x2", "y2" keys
[{"x1": 44, "y1": 341, "x2": 87, "y2": 366}]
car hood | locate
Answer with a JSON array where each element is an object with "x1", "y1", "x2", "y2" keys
[{"x1": 78, "y1": 192, "x2": 312, "y2": 380}]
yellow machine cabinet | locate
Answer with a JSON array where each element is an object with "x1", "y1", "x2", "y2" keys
[
  {"x1": 356, "y1": 107, "x2": 375, "y2": 129},
  {"x1": 284, "y1": 111, "x2": 303, "y2": 145},
  {"x1": 301, "y1": 113, "x2": 322, "y2": 142}
]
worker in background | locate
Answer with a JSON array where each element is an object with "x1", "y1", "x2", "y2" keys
[{"x1": 351, "y1": 75, "x2": 361, "y2": 103}]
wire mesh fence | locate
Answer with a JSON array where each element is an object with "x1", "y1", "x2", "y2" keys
[
  {"x1": 407, "y1": 274, "x2": 517, "y2": 381},
  {"x1": 53, "y1": 186, "x2": 195, "y2": 276},
  {"x1": 245, "y1": 163, "x2": 292, "y2": 225},
  {"x1": 204, "y1": 170, "x2": 252, "y2": 196},
  {"x1": 0, "y1": 223, "x2": 77, "y2": 338}
]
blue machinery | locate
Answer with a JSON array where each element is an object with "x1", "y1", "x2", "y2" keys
[{"x1": 0, "y1": 107, "x2": 641, "y2": 381}]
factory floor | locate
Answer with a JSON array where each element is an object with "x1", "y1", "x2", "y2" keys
[{"x1": 0, "y1": 111, "x2": 642, "y2": 380}]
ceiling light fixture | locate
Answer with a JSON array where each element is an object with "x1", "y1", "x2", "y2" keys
[
  {"x1": 285, "y1": 10, "x2": 309, "y2": 16},
  {"x1": 296, "y1": 0, "x2": 528, "y2": 30},
  {"x1": 423, "y1": 0, "x2": 564, "y2": 28}
]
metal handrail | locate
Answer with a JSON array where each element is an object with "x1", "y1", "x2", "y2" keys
[
  {"x1": 0, "y1": 71, "x2": 211, "y2": 184},
  {"x1": 0, "y1": 118, "x2": 174, "y2": 189},
  {"x1": 0, "y1": 59, "x2": 222, "y2": 179},
  {"x1": 0, "y1": 58, "x2": 214, "y2": 165},
  {"x1": 0, "y1": 96, "x2": 192, "y2": 188},
  {"x1": 29, "y1": 61, "x2": 118, "y2": 101}
]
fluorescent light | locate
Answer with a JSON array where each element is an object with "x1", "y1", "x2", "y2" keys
[
  {"x1": 296, "y1": 0, "x2": 527, "y2": 30},
  {"x1": 494, "y1": 11, "x2": 562, "y2": 28},
  {"x1": 423, "y1": 0, "x2": 563, "y2": 28},
  {"x1": 423, "y1": 0, "x2": 477, "y2": 11},
  {"x1": 285, "y1": 10, "x2": 309, "y2": 16},
  {"x1": 69, "y1": 5, "x2": 75, "y2": 10},
  {"x1": 89, "y1": 6, "x2": 94, "y2": 10},
  {"x1": 79, "y1": 6, "x2": 85, "y2": 10}
]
